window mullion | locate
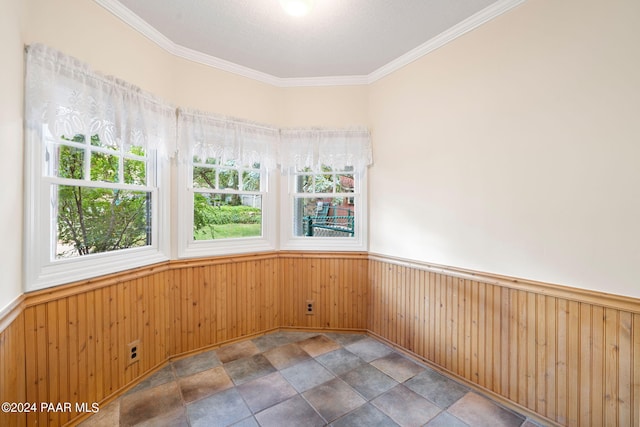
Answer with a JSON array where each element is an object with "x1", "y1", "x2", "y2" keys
[
  {"x1": 118, "y1": 143, "x2": 125, "y2": 184},
  {"x1": 149, "y1": 151, "x2": 155, "y2": 187},
  {"x1": 44, "y1": 176, "x2": 153, "y2": 192},
  {"x1": 84, "y1": 133, "x2": 91, "y2": 182},
  {"x1": 194, "y1": 188, "x2": 263, "y2": 196}
]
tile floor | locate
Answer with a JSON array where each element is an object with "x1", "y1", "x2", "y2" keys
[{"x1": 79, "y1": 331, "x2": 545, "y2": 427}]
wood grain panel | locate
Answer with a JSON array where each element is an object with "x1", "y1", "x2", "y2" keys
[
  {"x1": 169, "y1": 256, "x2": 280, "y2": 356},
  {"x1": 1, "y1": 252, "x2": 638, "y2": 426},
  {"x1": 20, "y1": 274, "x2": 172, "y2": 426},
  {"x1": 368, "y1": 256, "x2": 640, "y2": 427},
  {"x1": 0, "y1": 309, "x2": 26, "y2": 427},
  {"x1": 279, "y1": 252, "x2": 368, "y2": 331}
]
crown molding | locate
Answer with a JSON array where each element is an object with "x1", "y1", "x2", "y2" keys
[
  {"x1": 171, "y1": 44, "x2": 284, "y2": 87},
  {"x1": 94, "y1": 0, "x2": 526, "y2": 88},
  {"x1": 277, "y1": 75, "x2": 370, "y2": 88},
  {"x1": 94, "y1": 0, "x2": 175, "y2": 53},
  {"x1": 93, "y1": 0, "x2": 284, "y2": 86}
]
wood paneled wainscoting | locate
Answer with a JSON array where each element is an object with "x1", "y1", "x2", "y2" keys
[
  {"x1": 368, "y1": 254, "x2": 640, "y2": 427},
  {"x1": 0, "y1": 252, "x2": 368, "y2": 426},
  {"x1": 0, "y1": 251, "x2": 638, "y2": 426}
]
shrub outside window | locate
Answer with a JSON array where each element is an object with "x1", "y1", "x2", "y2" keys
[{"x1": 192, "y1": 157, "x2": 264, "y2": 241}]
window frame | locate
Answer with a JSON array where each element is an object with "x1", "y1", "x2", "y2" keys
[
  {"x1": 176, "y1": 153, "x2": 277, "y2": 259},
  {"x1": 279, "y1": 166, "x2": 368, "y2": 252},
  {"x1": 24, "y1": 126, "x2": 170, "y2": 292}
]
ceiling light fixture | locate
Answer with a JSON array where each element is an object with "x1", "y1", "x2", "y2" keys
[{"x1": 280, "y1": 0, "x2": 315, "y2": 17}]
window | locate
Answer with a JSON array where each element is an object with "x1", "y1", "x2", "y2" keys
[
  {"x1": 192, "y1": 158, "x2": 264, "y2": 241},
  {"x1": 177, "y1": 109, "x2": 277, "y2": 257},
  {"x1": 279, "y1": 128, "x2": 371, "y2": 251},
  {"x1": 24, "y1": 44, "x2": 174, "y2": 290},
  {"x1": 48, "y1": 133, "x2": 154, "y2": 258},
  {"x1": 291, "y1": 166, "x2": 356, "y2": 238},
  {"x1": 281, "y1": 166, "x2": 367, "y2": 250}
]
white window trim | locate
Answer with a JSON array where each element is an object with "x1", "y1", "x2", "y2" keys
[
  {"x1": 279, "y1": 169, "x2": 368, "y2": 252},
  {"x1": 176, "y1": 158, "x2": 277, "y2": 258},
  {"x1": 24, "y1": 127, "x2": 171, "y2": 292}
]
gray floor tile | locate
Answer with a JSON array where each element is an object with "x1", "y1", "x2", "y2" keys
[
  {"x1": 80, "y1": 331, "x2": 532, "y2": 427},
  {"x1": 178, "y1": 365, "x2": 234, "y2": 403},
  {"x1": 254, "y1": 395, "x2": 326, "y2": 427},
  {"x1": 252, "y1": 333, "x2": 300, "y2": 352},
  {"x1": 224, "y1": 353, "x2": 276, "y2": 385},
  {"x1": 340, "y1": 364, "x2": 398, "y2": 400},
  {"x1": 134, "y1": 407, "x2": 189, "y2": 427},
  {"x1": 286, "y1": 331, "x2": 320, "y2": 340},
  {"x1": 187, "y1": 388, "x2": 251, "y2": 427},
  {"x1": 280, "y1": 358, "x2": 336, "y2": 392},
  {"x1": 345, "y1": 337, "x2": 394, "y2": 362},
  {"x1": 303, "y1": 377, "x2": 366, "y2": 422},
  {"x1": 120, "y1": 381, "x2": 183, "y2": 426},
  {"x1": 426, "y1": 411, "x2": 470, "y2": 427},
  {"x1": 370, "y1": 352, "x2": 425, "y2": 383},
  {"x1": 331, "y1": 403, "x2": 399, "y2": 427},
  {"x1": 125, "y1": 365, "x2": 175, "y2": 395},
  {"x1": 173, "y1": 349, "x2": 221, "y2": 377},
  {"x1": 404, "y1": 367, "x2": 469, "y2": 408},
  {"x1": 231, "y1": 416, "x2": 260, "y2": 427},
  {"x1": 371, "y1": 385, "x2": 441, "y2": 426},
  {"x1": 263, "y1": 342, "x2": 311, "y2": 369},
  {"x1": 237, "y1": 371, "x2": 297, "y2": 413},
  {"x1": 448, "y1": 392, "x2": 525, "y2": 427},
  {"x1": 297, "y1": 334, "x2": 341, "y2": 357},
  {"x1": 216, "y1": 340, "x2": 260, "y2": 363},
  {"x1": 316, "y1": 348, "x2": 368, "y2": 376},
  {"x1": 325, "y1": 332, "x2": 368, "y2": 347}
]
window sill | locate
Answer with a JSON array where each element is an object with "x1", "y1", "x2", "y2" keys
[{"x1": 26, "y1": 248, "x2": 169, "y2": 292}]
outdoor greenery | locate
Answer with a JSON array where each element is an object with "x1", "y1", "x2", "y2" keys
[
  {"x1": 57, "y1": 144, "x2": 361, "y2": 252},
  {"x1": 193, "y1": 193, "x2": 262, "y2": 240},
  {"x1": 56, "y1": 137, "x2": 264, "y2": 256},
  {"x1": 191, "y1": 159, "x2": 262, "y2": 240},
  {"x1": 55, "y1": 135, "x2": 150, "y2": 258}
]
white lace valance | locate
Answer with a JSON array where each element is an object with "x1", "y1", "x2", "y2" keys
[
  {"x1": 25, "y1": 43, "x2": 176, "y2": 158},
  {"x1": 178, "y1": 108, "x2": 279, "y2": 170},
  {"x1": 279, "y1": 128, "x2": 372, "y2": 172},
  {"x1": 24, "y1": 44, "x2": 371, "y2": 169}
]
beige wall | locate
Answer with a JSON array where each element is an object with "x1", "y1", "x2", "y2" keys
[
  {"x1": 23, "y1": 0, "x2": 285, "y2": 121},
  {"x1": 0, "y1": 0, "x2": 368, "y2": 310},
  {"x1": 280, "y1": 86, "x2": 369, "y2": 128},
  {"x1": 2, "y1": 0, "x2": 638, "y2": 311},
  {"x1": 25, "y1": 0, "x2": 175, "y2": 100},
  {"x1": 0, "y1": 0, "x2": 26, "y2": 312},
  {"x1": 368, "y1": 0, "x2": 640, "y2": 297},
  {"x1": 172, "y1": 58, "x2": 283, "y2": 124}
]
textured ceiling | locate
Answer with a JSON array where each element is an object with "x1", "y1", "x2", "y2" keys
[{"x1": 101, "y1": 0, "x2": 521, "y2": 84}]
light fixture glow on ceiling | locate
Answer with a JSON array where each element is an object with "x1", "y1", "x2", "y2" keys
[{"x1": 280, "y1": 0, "x2": 315, "y2": 17}]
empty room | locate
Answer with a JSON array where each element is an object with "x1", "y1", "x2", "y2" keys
[{"x1": 0, "y1": 0, "x2": 638, "y2": 426}]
